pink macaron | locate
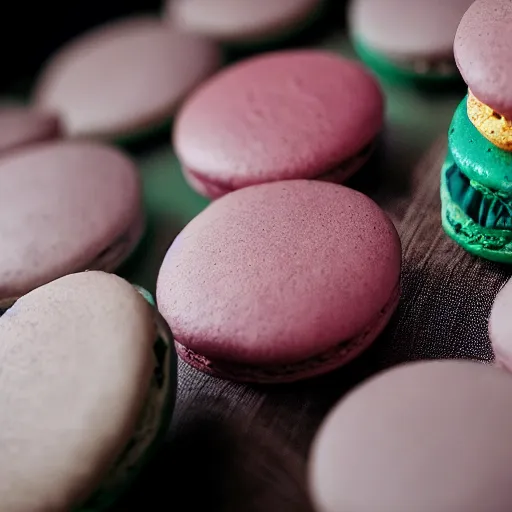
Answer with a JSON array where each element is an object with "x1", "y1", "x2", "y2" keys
[
  {"x1": 0, "y1": 141, "x2": 143, "y2": 309},
  {"x1": 156, "y1": 180, "x2": 401, "y2": 383},
  {"x1": 32, "y1": 17, "x2": 221, "y2": 141},
  {"x1": 173, "y1": 50, "x2": 384, "y2": 199},
  {"x1": 489, "y1": 279, "x2": 512, "y2": 371},
  {"x1": 309, "y1": 360, "x2": 512, "y2": 512},
  {"x1": 0, "y1": 106, "x2": 61, "y2": 156}
]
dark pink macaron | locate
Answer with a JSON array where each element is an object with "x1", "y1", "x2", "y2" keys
[
  {"x1": 454, "y1": 0, "x2": 512, "y2": 118},
  {"x1": 0, "y1": 106, "x2": 61, "y2": 156},
  {"x1": 173, "y1": 50, "x2": 384, "y2": 199},
  {"x1": 156, "y1": 180, "x2": 401, "y2": 383}
]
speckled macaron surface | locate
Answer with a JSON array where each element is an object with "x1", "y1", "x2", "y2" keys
[
  {"x1": 33, "y1": 17, "x2": 221, "y2": 141},
  {"x1": 157, "y1": 180, "x2": 401, "y2": 383},
  {"x1": 309, "y1": 360, "x2": 512, "y2": 512},
  {"x1": 165, "y1": 0, "x2": 323, "y2": 44},
  {"x1": 0, "y1": 106, "x2": 61, "y2": 155},
  {"x1": 455, "y1": 0, "x2": 512, "y2": 119},
  {"x1": 0, "y1": 141, "x2": 143, "y2": 307},
  {"x1": 0, "y1": 271, "x2": 175, "y2": 512},
  {"x1": 489, "y1": 279, "x2": 512, "y2": 371},
  {"x1": 174, "y1": 50, "x2": 384, "y2": 197}
]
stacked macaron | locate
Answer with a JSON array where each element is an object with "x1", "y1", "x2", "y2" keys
[{"x1": 441, "y1": 0, "x2": 512, "y2": 263}]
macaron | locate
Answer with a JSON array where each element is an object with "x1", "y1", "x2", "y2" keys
[
  {"x1": 455, "y1": 0, "x2": 512, "y2": 151},
  {"x1": 489, "y1": 279, "x2": 512, "y2": 371},
  {"x1": 165, "y1": 0, "x2": 324, "y2": 47},
  {"x1": 348, "y1": 0, "x2": 473, "y2": 84},
  {"x1": 440, "y1": 96, "x2": 512, "y2": 263},
  {"x1": 0, "y1": 106, "x2": 61, "y2": 156},
  {"x1": 157, "y1": 180, "x2": 401, "y2": 383},
  {"x1": 309, "y1": 360, "x2": 512, "y2": 512},
  {"x1": 32, "y1": 17, "x2": 221, "y2": 143},
  {"x1": 174, "y1": 50, "x2": 384, "y2": 199},
  {"x1": 0, "y1": 271, "x2": 175, "y2": 511},
  {"x1": 0, "y1": 141, "x2": 143, "y2": 310}
]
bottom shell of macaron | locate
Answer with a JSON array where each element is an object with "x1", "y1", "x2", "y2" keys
[
  {"x1": 440, "y1": 156, "x2": 512, "y2": 263},
  {"x1": 175, "y1": 283, "x2": 400, "y2": 384},
  {"x1": 352, "y1": 38, "x2": 460, "y2": 87},
  {"x1": 78, "y1": 307, "x2": 176, "y2": 512}
]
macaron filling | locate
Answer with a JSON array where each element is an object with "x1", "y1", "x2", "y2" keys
[
  {"x1": 353, "y1": 38, "x2": 458, "y2": 81},
  {"x1": 80, "y1": 307, "x2": 174, "y2": 511},
  {"x1": 441, "y1": 155, "x2": 512, "y2": 256},
  {"x1": 175, "y1": 282, "x2": 400, "y2": 383},
  {"x1": 183, "y1": 140, "x2": 376, "y2": 197},
  {"x1": 467, "y1": 91, "x2": 512, "y2": 152}
]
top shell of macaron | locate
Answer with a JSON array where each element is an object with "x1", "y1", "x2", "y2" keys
[
  {"x1": 157, "y1": 180, "x2": 401, "y2": 366},
  {"x1": 309, "y1": 360, "x2": 512, "y2": 512},
  {"x1": 174, "y1": 50, "x2": 384, "y2": 188},
  {"x1": 349, "y1": 0, "x2": 474, "y2": 60},
  {"x1": 166, "y1": 0, "x2": 322, "y2": 43},
  {"x1": 455, "y1": 0, "x2": 512, "y2": 119},
  {"x1": 33, "y1": 16, "x2": 221, "y2": 139}
]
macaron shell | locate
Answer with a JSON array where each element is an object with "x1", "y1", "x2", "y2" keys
[
  {"x1": 0, "y1": 272, "x2": 155, "y2": 511},
  {"x1": 166, "y1": 0, "x2": 323, "y2": 44},
  {"x1": 349, "y1": 0, "x2": 473, "y2": 60},
  {"x1": 157, "y1": 180, "x2": 401, "y2": 367},
  {"x1": 174, "y1": 50, "x2": 384, "y2": 189},
  {"x1": 489, "y1": 279, "x2": 512, "y2": 370},
  {"x1": 454, "y1": 0, "x2": 512, "y2": 119},
  {"x1": 0, "y1": 141, "x2": 143, "y2": 302},
  {"x1": 449, "y1": 97, "x2": 512, "y2": 193},
  {"x1": 33, "y1": 17, "x2": 221, "y2": 140},
  {"x1": 0, "y1": 107, "x2": 61, "y2": 155},
  {"x1": 309, "y1": 360, "x2": 512, "y2": 512}
]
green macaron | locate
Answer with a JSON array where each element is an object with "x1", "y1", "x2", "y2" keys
[{"x1": 441, "y1": 96, "x2": 512, "y2": 263}]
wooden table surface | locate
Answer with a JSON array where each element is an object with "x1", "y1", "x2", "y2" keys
[{"x1": 6, "y1": 5, "x2": 484, "y2": 510}]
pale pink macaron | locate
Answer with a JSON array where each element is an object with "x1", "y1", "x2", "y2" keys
[
  {"x1": 0, "y1": 271, "x2": 176, "y2": 511},
  {"x1": 156, "y1": 180, "x2": 401, "y2": 383},
  {"x1": 489, "y1": 278, "x2": 512, "y2": 371},
  {"x1": 0, "y1": 106, "x2": 61, "y2": 156},
  {"x1": 165, "y1": 0, "x2": 324, "y2": 45},
  {"x1": 32, "y1": 17, "x2": 221, "y2": 141},
  {"x1": 0, "y1": 141, "x2": 143, "y2": 309},
  {"x1": 309, "y1": 360, "x2": 512, "y2": 512},
  {"x1": 174, "y1": 50, "x2": 384, "y2": 199}
]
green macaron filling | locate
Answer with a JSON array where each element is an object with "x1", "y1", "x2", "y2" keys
[
  {"x1": 441, "y1": 154, "x2": 512, "y2": 261},
  {"x1": 352, "y1": 37, "x2": 459, "y2": 85},
  {"x1": 441, "y1": 96, "x2": 512, "y2": 262},
  {"x1": 445, "y1": 160, "x2": 512, "y2": 230},
  {"x1": 78, "y1": 293, "x2": 175, "y2": 512}
]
